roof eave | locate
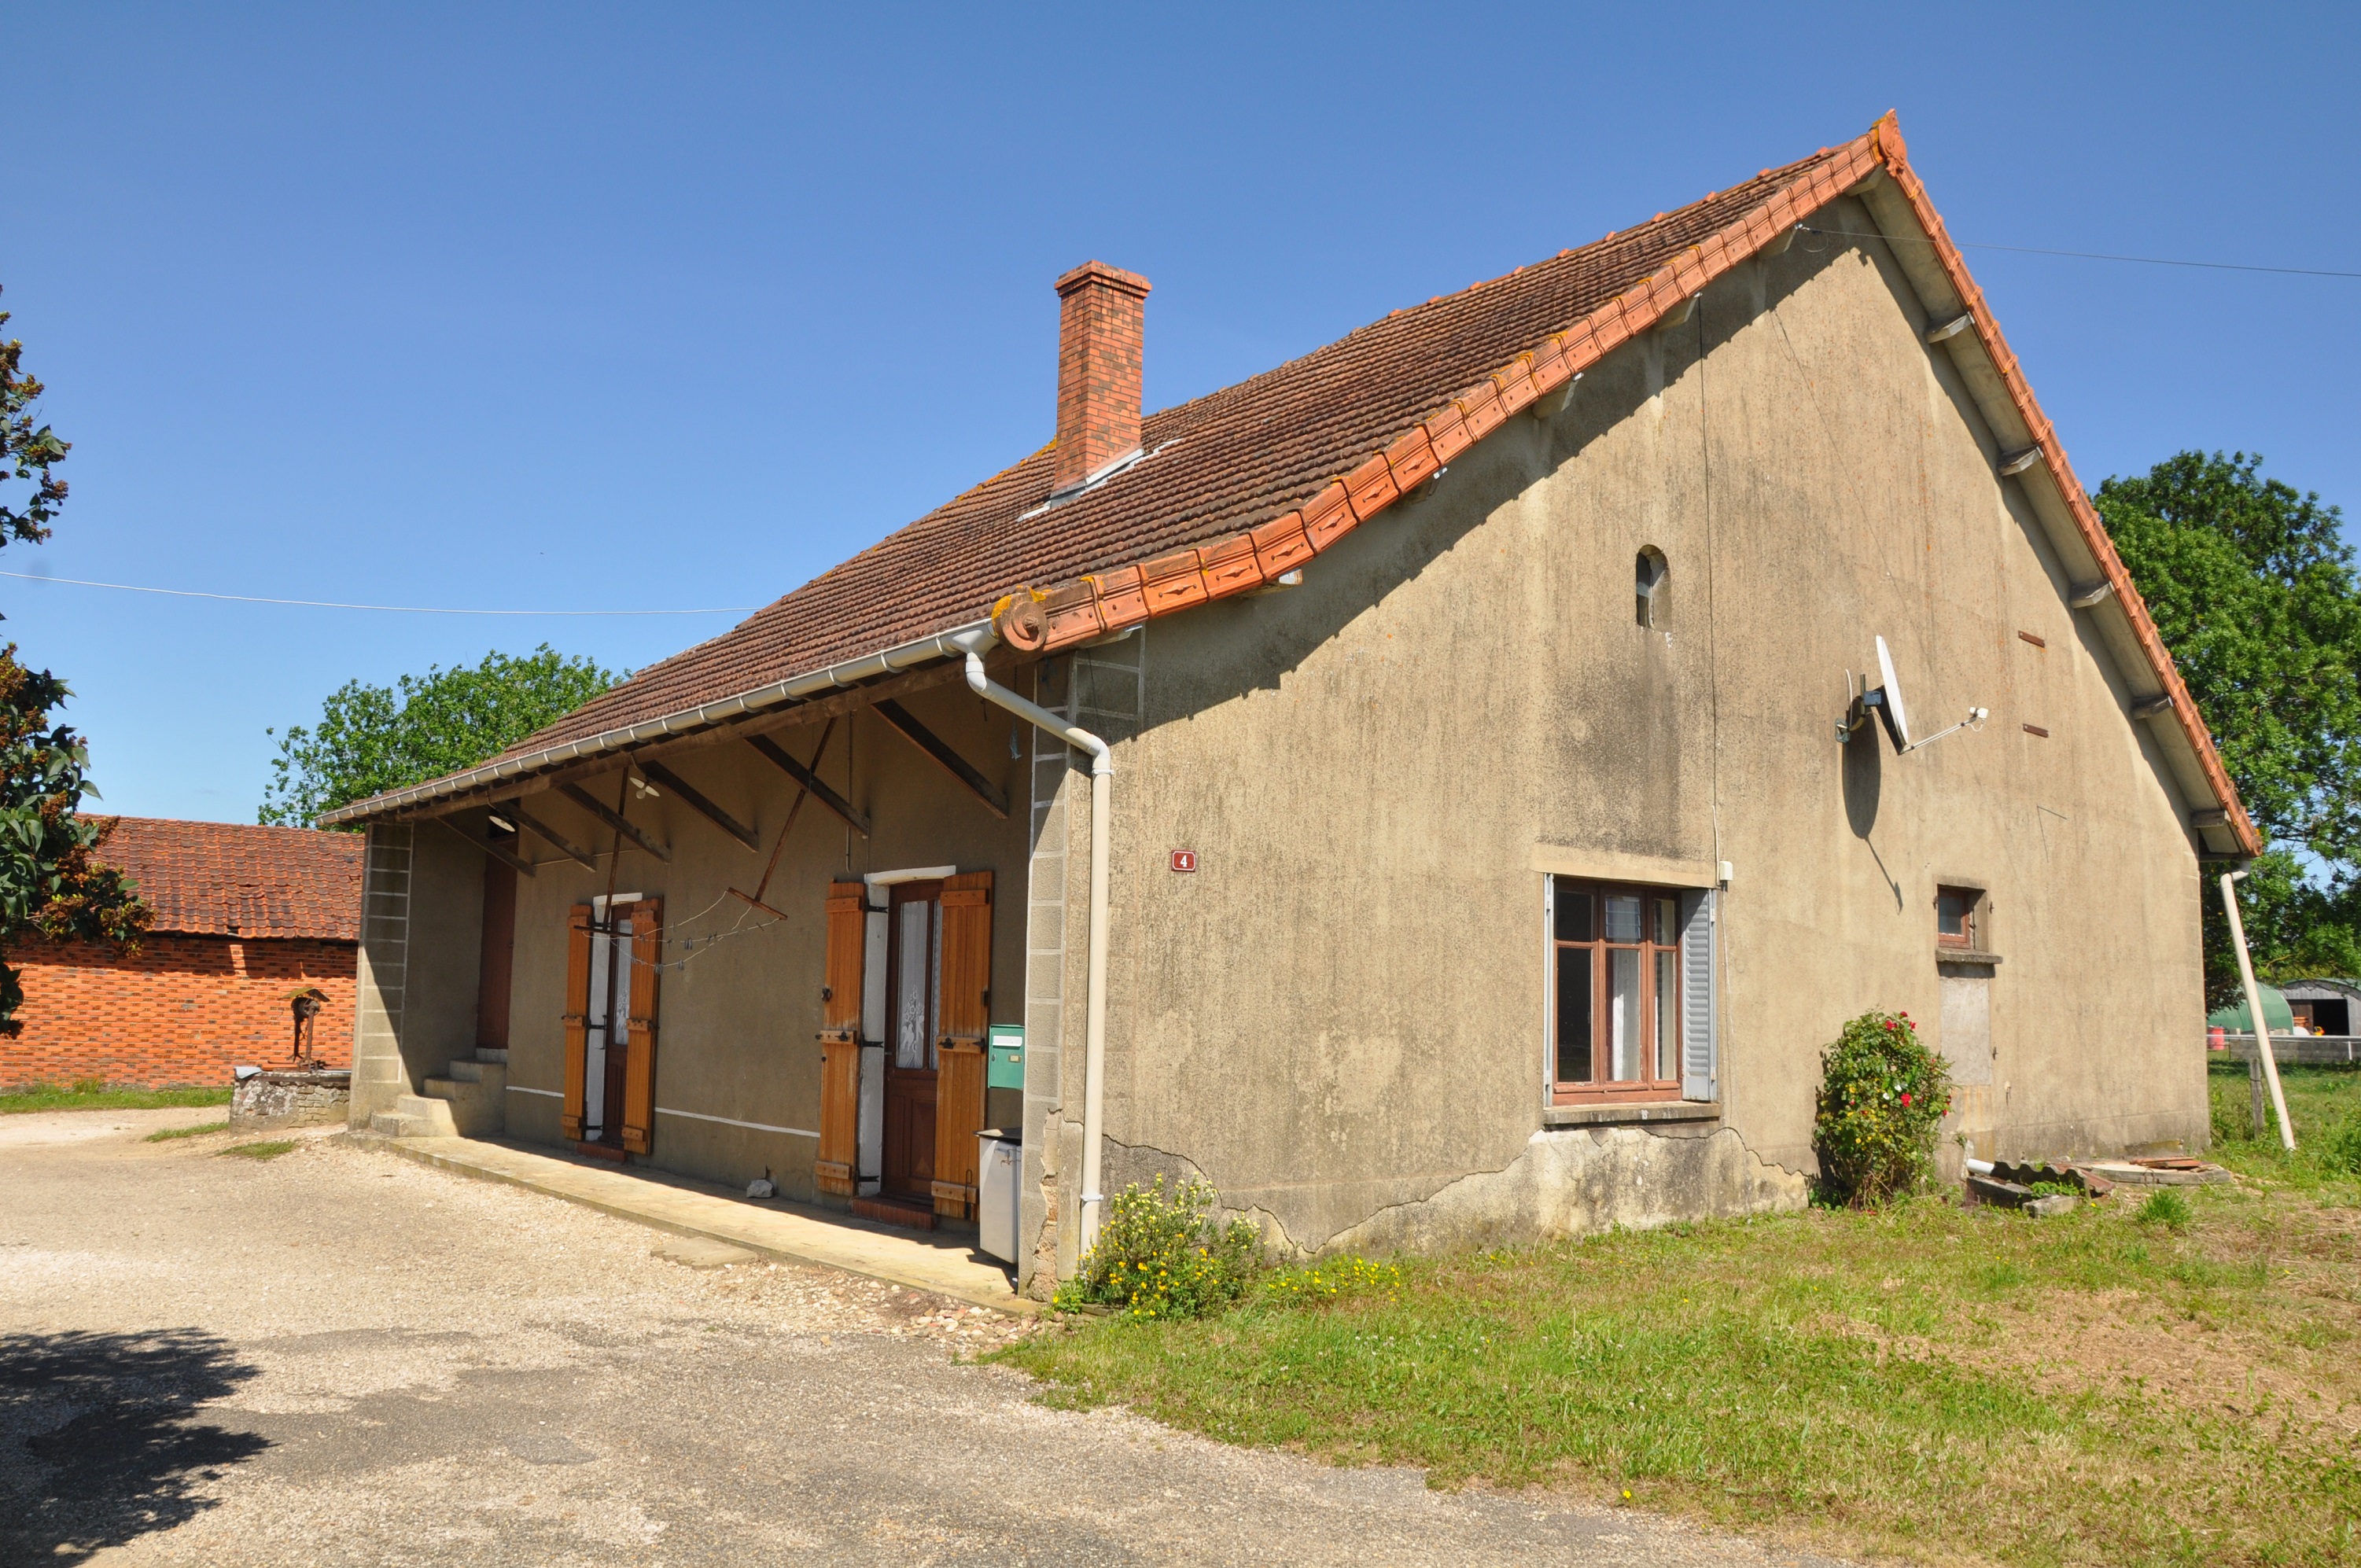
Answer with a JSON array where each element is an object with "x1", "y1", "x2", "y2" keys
[{"x1": 319, "y1": 617, "x2": 1001, "y2": 827}]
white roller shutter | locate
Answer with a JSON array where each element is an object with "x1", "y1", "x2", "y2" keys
[{"x1": 1678, "y1": 889, "x2": 1717, "y2": 1102}]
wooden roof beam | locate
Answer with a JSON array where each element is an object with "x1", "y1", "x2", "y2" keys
[
  {"x1": 746, "y1": 734, "x2": 870, "y2": 837},
  {"x1": 558, "y1": 781, "x2": 671, "y2": 863},
  {"x1": 437, "y1": 816, "x2": 536, "y2": 878},
  {"x1": 639, "y1": 761, "x2": 759, "y2": 852},
  {"x1": 872, "y1": 699, "x2": 1009, "y2": 819},
  {"x1": 502, "y1": 804, "x2": 598, "y2": 870}
]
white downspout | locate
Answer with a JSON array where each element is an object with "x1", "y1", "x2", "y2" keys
[
  {"x1": 964, "y1": 653, "x2": 1114, "y2": 1257},
  {"x1": 2221, "y1": 870, "x2": 2297, "y2": 1151}
]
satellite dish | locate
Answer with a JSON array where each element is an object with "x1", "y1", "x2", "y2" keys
[
  {"x1": 1841, "y1": 635, "x2": 1989, "y2": 754},
  {"x1": 1873, "y1": 635, "x2": 1912, "y2": 751}
]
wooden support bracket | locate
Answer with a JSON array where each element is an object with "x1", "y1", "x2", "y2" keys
[
  {"x1": 437, "y1": 815, "x2": 536, "y2": 877},
  {"x1": 871, "y1": 699, "x2": 1009, "y2": 819},
  {"x1": 746, "y1": 734, "x2": 871, "y2": 837},
  {"x1": 558, "y1": 781, "x2": 671, "y2": 863},
  {"x1": 639, "y1": 761, "x2": 758, "y2": 852},
  {"x1": 506, "y1": 804, "x2": 598, "y2": 870}
]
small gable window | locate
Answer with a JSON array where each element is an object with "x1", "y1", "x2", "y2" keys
[
  {"x1": 1636, "y1": 547, "x2": 1668, "y2": 628},
  {"x1": 1937, "y1": 886, "x2": 1980, "y2": 949}
]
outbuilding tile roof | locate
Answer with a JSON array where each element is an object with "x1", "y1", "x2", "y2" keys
[{"x1": 98, "y1": 818, "x2": 363, "y2": 941}]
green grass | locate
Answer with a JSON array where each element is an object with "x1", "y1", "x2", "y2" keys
[
  {"x1": 142, "y1": 1120, "x2": 230, "y2": 1143},
  {"x1": 2207, "y1": 1061, "x2": 2361, "y2": 1183},
  {"x1": 998, "y1": 1180, "x2": 2361, "y2": 1568},
  {"x1": 219, "y1": 1139, "x2": 299, "y2": 1161},
  {"x1": 1, "y1": 1079, "x2": 234, "y2": 1114}
]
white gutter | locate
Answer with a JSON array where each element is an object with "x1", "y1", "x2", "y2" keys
[
  {"x1": 963, "y1": 651, "x2": 1114, "y2": 1257},
  {"x1": 319, "y1": 617, "x2": 999, "y2": 826}
]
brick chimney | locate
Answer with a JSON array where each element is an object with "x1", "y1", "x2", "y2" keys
[{"x1": 1052, "y1": 260, "x2": 1151, "y2": 493}]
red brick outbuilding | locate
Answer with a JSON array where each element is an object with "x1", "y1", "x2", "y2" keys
[{"x1": 0, "y1": 819, "x2": 363, "y2": 1089}]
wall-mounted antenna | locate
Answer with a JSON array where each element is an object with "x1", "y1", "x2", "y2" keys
[{"x1": 1837, "y1": 635, "x2": 1989, "y2": 754}]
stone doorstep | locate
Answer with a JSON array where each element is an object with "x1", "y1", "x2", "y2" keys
[{"x1": 358, "y1": 1133, "x2": 1036, "y2": 1318}]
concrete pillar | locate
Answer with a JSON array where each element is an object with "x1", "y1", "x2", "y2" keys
[{"x1": 349, "y1": 824, "x2": 414, "y2": 1124}]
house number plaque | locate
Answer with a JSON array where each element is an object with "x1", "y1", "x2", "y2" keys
[{"x1": 1169, "y1": 849, "x2": 1198, "y2": 873}]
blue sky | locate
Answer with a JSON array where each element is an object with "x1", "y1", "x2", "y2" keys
[{"x1": 5, "y1": 2, "x2": 2355, "y2": 823}]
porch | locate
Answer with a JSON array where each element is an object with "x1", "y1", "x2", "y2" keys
[{"x1": 366, "y1": 1129, "x2": 1033, "y2": 1314}]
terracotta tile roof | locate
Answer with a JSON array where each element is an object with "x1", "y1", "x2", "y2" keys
[
  {"x1": 502, "y1": 141, "x2": 1873, "y2": 756},
  {"x1": 97, "y1": 818, "x2": 363, "y2": 941},
  {"x1": 336, "y1": 112, "x2": 2255, "y2": 855}
]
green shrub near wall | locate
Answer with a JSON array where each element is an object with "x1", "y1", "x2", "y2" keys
[{"x1": 1813, "y1": 1009, "x2": 1951, "y2": 1207}]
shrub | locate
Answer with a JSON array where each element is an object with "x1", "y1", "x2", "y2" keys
[
  {"x1": 2319, "y1": 1115, "x2": 2361, "y2": 1178},
  {"x1": 1813, "y1": 1009, "x2": 1951, "y2": 1208},
  {"x1": 1054, "y1": 1176, "x2": 1262, "y2": 1321},
  {"x1": 2136, "y1": 1189, "x2": 2193, "y2": 1230}
]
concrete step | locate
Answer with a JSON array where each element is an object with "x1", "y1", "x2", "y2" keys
[
  {"x1": 444, "y1": 1058, "x2": 507, "y2": 1088},
  {"x1": 473, "y1": 1047, "x2": 510, "y2": 1066},
  {"x1": 370, "y1": 1106, "x2": 449, "y2": 1139},
  {"x1": 390, "y1": 1094, "x2": 460, "y2": 1138},
  {"x1": 418, "y1": 1077, "x2": 503, "y2": 1138}
]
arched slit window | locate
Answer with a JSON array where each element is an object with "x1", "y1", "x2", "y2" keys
[{"x1": 1636, "y1": 547, "x2": 1668, "y2": 628}]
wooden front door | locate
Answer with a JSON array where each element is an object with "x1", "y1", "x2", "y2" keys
[
  {"x1": 880, "y1": 880, "x2": 941, "y2": 1200},
  {"x1": 569, "y1": 897, "x2": 661, "y2": 1154}
]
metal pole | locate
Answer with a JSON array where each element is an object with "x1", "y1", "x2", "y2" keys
[{"x1": 2220, "y1": 871, "x2": 2297, "y2": 1151}]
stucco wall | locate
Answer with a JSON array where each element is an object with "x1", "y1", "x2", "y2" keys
[
  {"x1": 370, "y1": 197, "x2": 2208, "y2": 1274},
  {"x1": 1076, "y1": 197, "x2": 2205, "y2": 1257}
]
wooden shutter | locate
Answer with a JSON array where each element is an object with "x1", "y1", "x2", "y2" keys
[
  {"x1": 621, "y1": 898, "x2": 662, "y2": 1155},
  {"x1": 822, "y1": 882, "x2": 866, "y2": 1040},
  {"x1": 931, "y1": 870, "x2": 993, "y2": 1219},
  {"x1": 816, "y1": 881, "x2": 867, "y2": 1195},
  {"x1": 561, "y1": 904, "x2": 592, "y2": 1141},
  {"x1": 1679, "y1": 889, "x2": 1716, "y2": 1102}
]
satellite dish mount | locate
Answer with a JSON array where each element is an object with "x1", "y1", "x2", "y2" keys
[{"x1": 1839, "y1": 635, "x2": 1989, "y2": 755}]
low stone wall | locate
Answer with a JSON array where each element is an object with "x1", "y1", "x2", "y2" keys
[{"x1": 231, "y1": 1069, "x2": 352, "y2": 1131}]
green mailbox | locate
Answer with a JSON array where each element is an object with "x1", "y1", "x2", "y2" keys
[{"x1": 987, "y1": 1024, "x2": 1025, "y2": 1090}]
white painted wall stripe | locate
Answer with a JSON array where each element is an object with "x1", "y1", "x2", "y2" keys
[{"x1": 654, "y1": 1106, "x2": 819, "y2": 1138}]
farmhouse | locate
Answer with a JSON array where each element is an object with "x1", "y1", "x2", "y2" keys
[
  {"x1": 1, "y1": 818, "x2": 362, "y2": 1088},
  {"x1": 328, "y1": 114, "x2": 2255, "y2": 1294}
]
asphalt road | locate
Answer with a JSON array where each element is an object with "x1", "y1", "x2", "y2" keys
[{"x1": 1, "y1": 1109, "x2": 1843, "y2": 1568}]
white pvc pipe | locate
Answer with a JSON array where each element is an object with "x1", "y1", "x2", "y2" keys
[
  {"x1": 2221, "y1": 870, "x2": 2297, "y2": 1151},
  {"x1": 964, "y1": 653, "x2": 1114, "y2": 1257}
]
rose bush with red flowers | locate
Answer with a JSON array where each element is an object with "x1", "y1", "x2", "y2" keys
[{"x1": 1812, "y1": 1009, "x2": 1952, "y2": 1207}]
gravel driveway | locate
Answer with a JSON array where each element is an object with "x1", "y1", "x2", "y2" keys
[{"x1": 1, "y1": 1109, "x2": 1839, "y2": 1567}]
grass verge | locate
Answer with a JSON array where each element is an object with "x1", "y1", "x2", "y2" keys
[
  {"x1": 1, "y1": 1080, "x2": 234, "y2": 1114},
  {"x1": 2207, "y1": 1060, "x2": 2361, "y2": 1184},
  {"x1": 219, "y1": 1139, "x2": 299, "y2": 1161},
  {"x1": 143, "y1": 1120, "x2": 230, "y2": 1143},
  {"x1": 997, "y1": 1159, "x2": 2360, "y2": 1566}
]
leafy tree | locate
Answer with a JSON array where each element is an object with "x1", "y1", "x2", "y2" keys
[
  {"x1": 2097, "y1": 451, "x2": 2361, "y2": 1002},
  {"x1": 261, "y1": 646, "x2": 616, "y2": 826},
  {"x1": 1, "y1": 288, "x2": 69, "y2": 548},
  {"x1": 0, "y1": 653, "x2": 152, "y2": 1031},
  {"x1": 0, "y1": 285, "x2": 151, "y2": 1035}
]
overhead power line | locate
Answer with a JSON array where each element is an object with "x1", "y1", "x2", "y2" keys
[
  {"x1": 0, "y1": 571, "x2": 758, "y2": 617},
  {"x1": 1798, "y1": 226, "x2": 2361, "y2": 280}
]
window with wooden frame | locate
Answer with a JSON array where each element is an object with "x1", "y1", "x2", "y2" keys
[
  {"x1": 1551, "y1": 880, "x2": 1685, "y2": 1102},
  {"x1": 1936, "y1": 886, "x2": 1980, "y2": 950}
]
